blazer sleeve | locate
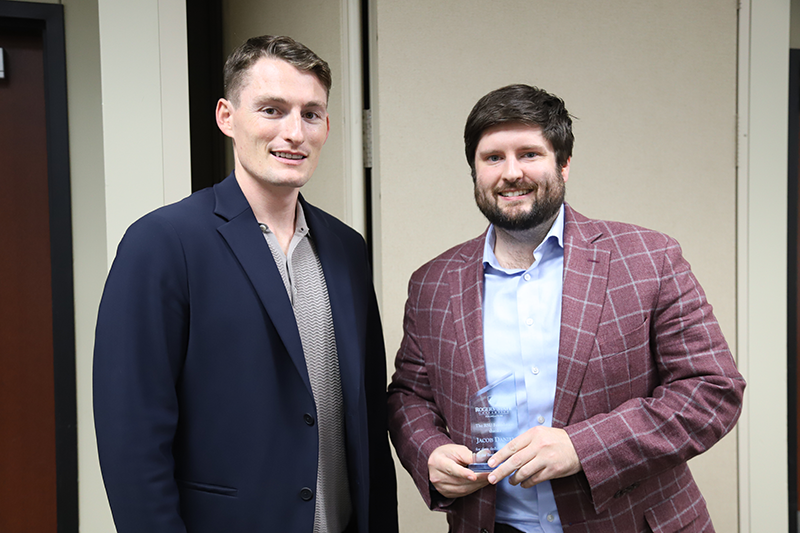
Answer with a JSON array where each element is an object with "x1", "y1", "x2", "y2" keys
[
  {"x1": 564, "y1": 237, "x2": 746, "y2": 513},
  {"x1": 387, "y1": 273, "x2": 458, "y2": 509},
  {"x1": 93, "y1": 214, "x2": 189, "y2": 533},
  {"x1": 359, "y1": 244, "x2": 400, "y2": 532}
]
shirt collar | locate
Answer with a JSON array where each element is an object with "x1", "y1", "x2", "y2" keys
[
  {"x1": 294, "y1": 202, "x2": 309, "y2": 236},
  {"x1": 258, "y1": 202, "x2": 310, "y2": 238},
  {"x1": 482, "y1": 203, "x2": 565, "y2": 272}
]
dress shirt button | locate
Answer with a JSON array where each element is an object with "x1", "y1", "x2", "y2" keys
[
  {"x1": 300, "y1": 487, "x2": 314, "y2": 501},
  {"x1": 523, "y1": 273, "x2": 531, "y2": 281},
  {"x1": 531, "y1": 366, "x2": 539, "y2": 375},
  {"x1": 526, "y1": 318, "x2": 534, "y2": 326},
  {"x1": 304, "y1": 413, "x2": 315, "y2": 426},
  {"x1": 547, "y1": 513, "x2": 555, "y2": 522},
  {"x1": 537, "y1": 415, "x2": 545, "y2": 424}
]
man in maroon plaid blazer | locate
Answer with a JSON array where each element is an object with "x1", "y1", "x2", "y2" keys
[{"x1": 387, "y1": 85, "x2": 745, "y2": 533}]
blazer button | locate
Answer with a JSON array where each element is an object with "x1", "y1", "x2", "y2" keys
[
  {"x1": 480, "y1": 529, "x2": 489, "y2": 533},
  {"x1": 304, "y1": 413, "x2": 315, "y2": 426},
  {"x1": 300, "y1": 487, "x2": 314, "y2": 501}
]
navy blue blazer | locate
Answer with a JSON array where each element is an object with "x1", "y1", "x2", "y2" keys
[{"x1": 94, "y1": 174, "x2": 398, "y2": 533}]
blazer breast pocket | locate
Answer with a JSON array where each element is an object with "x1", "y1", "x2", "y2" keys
[{"x1": 583, "y1": 317, "x2": 652, "y2": 409}]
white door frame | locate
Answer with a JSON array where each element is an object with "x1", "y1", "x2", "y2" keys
[
  {"x1": 341, "y1": 0, "x2": 367, "y2": 237},
  {"x1": 737, "y1": 1, "x2": 790, "y2": 531}
]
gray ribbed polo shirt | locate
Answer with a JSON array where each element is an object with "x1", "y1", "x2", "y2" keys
[{"x1": 260, "y1": 204, "x2": 351, "y2": 533}]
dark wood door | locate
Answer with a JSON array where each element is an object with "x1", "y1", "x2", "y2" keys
[{"x1": 0, "y1": 24, "x2": 58, "y2": 533}]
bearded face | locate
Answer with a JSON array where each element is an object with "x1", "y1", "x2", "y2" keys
[
  {"x1": 472, "y1": 123, "x2": 568, "y2": 232},
  {"x1": 474, "y1": 165, "x2": 565, "y2": 231}
]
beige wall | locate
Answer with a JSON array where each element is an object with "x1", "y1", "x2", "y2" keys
[
  {"x1": 16, "y1": 0, "x2": 791, "y2": 530},
  {"x1": 371, "y1": 1, "x2": 740, "y2": 531}
]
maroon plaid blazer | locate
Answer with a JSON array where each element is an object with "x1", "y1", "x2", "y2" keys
[{"x1": 387, "y1": 204, "x2": 745, "y2": 533}]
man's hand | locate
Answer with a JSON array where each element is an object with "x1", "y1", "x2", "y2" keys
[
  {"x1": 487, "y1": 427, "x2": 581, "y2": 488},
  {"x1": 428, "y1": 443, "x2": 490, "y2": 498}
]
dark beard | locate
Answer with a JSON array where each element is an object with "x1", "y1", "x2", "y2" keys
[{"x1": 474, "y1": 170, "x2": 565, "y2": 231}]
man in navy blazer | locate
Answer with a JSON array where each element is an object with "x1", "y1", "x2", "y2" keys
[{"x1": 93, "y1": 35, "x2": 397, "y2": 533}]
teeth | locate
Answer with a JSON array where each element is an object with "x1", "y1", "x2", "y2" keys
[
  {"x1": 274, "y1": 152, "x2": 304, "y2": 160},
  {"x1": 499, "y1": 190, "x2": 530, "y2": 197}
]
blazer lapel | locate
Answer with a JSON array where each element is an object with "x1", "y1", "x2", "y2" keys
[
  {"x1": 553, "y1": 205, "x2": 610, "y2": 427},
  {"x1": 213, "y1": 175, "x2": 312, "y2": 395},
  {"x1": 447, "y1": 235, "x2": 489, "y2": 396}
]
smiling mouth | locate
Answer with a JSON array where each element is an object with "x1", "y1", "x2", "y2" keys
[
  {"x1": 272, "y1": 151, "x2": 306, "y2": 160},
  {"x1": 498, "y1": 189, "x2": 532, "y2": 198}
]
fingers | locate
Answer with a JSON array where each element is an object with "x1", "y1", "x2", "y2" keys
[
  {"x1": 509, "y1": 458, "x2": 546, "y2": 487},
  {"x1": 429, "y1": 444, "x2": 476, "y2": 480},
  {"x1": 486, "y1": 430, "x2": 533, "y2": 484},
  {"x1": 486, "y1": 427, "x2": 582, "y2": 487},
  {"x1": 431, "y1": 459, "x2": 477, "y2": 484},
  {"x1": 428, "y1": 444, "x2": 491, "y2": 498},
  {"x1": 486, "y1": 440, "x2": 518, "y2": 469},
  {"x1": 488, "y1": 443, "x2": 537, "y2": 485}
]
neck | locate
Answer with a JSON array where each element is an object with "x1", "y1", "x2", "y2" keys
[
  {"x1": 235, "y1": 172, "x2": 300, "y2": 254},
  {"x1": 492, "y1": 212, "x2": 558, "y2": 270}
]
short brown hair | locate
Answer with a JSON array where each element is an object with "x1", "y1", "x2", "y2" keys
[
  {"x1": 223, "y1": 35, "x2": 332, "y2": 105},
  {"x1": 464, "y1": 84, "x2": 574, "y2": 180}
]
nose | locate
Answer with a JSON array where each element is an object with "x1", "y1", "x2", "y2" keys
[
  {"x1": 282, "y1": 111, "x2": 305, "y2": 145},
  {"x1": 502, "y1": 156, "x2": 523, "y2": 182}
]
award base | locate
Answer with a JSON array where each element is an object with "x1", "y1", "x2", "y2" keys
[{"x1": 468, "y1": 463, "x2": 494, "y2": 473}]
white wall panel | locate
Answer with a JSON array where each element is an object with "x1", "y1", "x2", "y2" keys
[{"x1": 739, "y1": 1, "x2": 790, "y2": 530}]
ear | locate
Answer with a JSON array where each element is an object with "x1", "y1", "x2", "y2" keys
[
  {"x1": 216, "y1": 98, "x2": 234, "y2": 138},
  {"x1": 561, "y1": 157, "x2": 571, "y2": 182},
  {"x1": 323, "y1": 114, "x2": 330, "y2": 144}
]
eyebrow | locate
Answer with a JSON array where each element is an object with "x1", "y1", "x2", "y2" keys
[
  {"x1": 477, "y1": 144, "x2": 546, "y2": 157},
  {"x1": 253, "y1": 95, "x2": 328, "y2": 110},
  {"x1": 516, "y1": 145, "x2": 546, "y2": 152}
]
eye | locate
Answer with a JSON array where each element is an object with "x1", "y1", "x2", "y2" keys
[
  {"x1": 523, "y1": 151, "x2": 538, "y2": 159},
  {"x1": 303, "y1": 110, "x2": 326, "y2": 122},
  {"x1": 487, "y1": 155, "x2": 502, "y2": 162},
  {"x1": 262, "y1": 107, "x2": 279, "y2": 116}
]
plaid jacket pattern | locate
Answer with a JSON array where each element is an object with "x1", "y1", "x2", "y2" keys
[{"x1": 387, "y1": 204, "x2": 745, "y2": 533}]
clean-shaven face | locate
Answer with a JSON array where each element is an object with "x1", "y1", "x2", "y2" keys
[
  {"x1": 218, "y1": 57, "x2": 330, "y2": 193},
  {"x1": 473, "y1": 123, "x2": 569, "y2": 231}
]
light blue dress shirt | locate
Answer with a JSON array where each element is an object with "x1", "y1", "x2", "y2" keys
[{"x1": 482, "y1": 205, "x2": 565, "y2": 533}]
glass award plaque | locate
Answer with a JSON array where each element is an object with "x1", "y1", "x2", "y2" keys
[{"x1": 468, "y1": 372, "x2": 519, "y2": 472}]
